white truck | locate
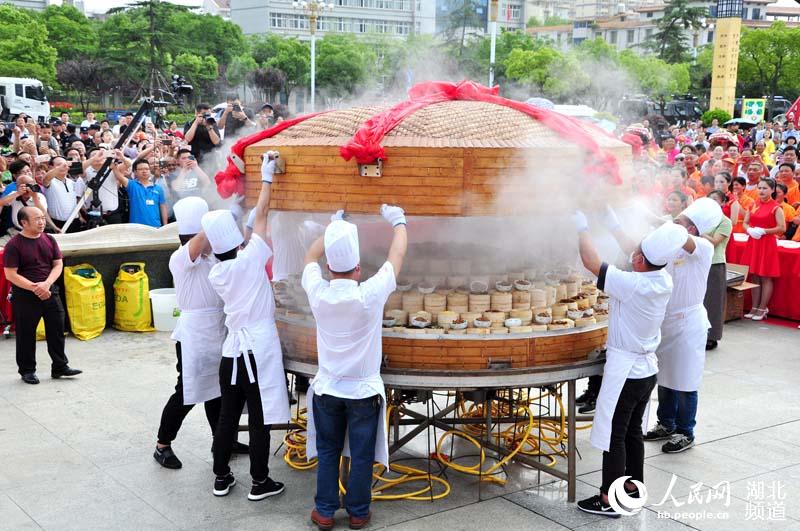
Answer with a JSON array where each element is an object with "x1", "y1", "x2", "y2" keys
[{"x1": 0, "y1": 77, "x2": 50, "y2": 122}]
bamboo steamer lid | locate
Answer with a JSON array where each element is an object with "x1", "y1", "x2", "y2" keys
[
  {"x1": 447, "y1": 328, "x2": 467, "y2": 335},
  {"x1": 509, "y1": 325, "x2": 533, "y2": 334},
  {"x1": 551, "y1": 303, "x2": 568, "y2": 318},
  {"x1": 490, "y1": 327, "x2": 509, "y2": 334},
  {"x1": 575, "y1": 316, "x2": 597, "y2": 328},
  {"x1": 385, "y1": 309, "x2": 408, "y2": 326},
  {"x1": 555, "y1": 284, "x2": 568, "y2": 301},
  {"x1": 386, "y1": 292, "x2": 403, "y2": 311},
  {"x1": 467, "y1": 327, "x2": 490, "y2": 335},
  {"x1": 531, "y1": 324, "x2": 548, "y2": 332}
]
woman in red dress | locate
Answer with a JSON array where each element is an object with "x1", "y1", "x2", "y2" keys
[{"x1": 742, "y1": 178, "x2": 786, "y2": 321}]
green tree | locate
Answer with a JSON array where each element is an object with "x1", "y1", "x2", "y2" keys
[
  {"x1": 504, "y1": 46, "x2": 580, "y2": 99},
  {"x1": 0, "y1": 5, "x2": 57, "y2": 84},
  {"x1": 527, "y1": 16, "x2": 571, "y2": 28},
  {"x1": 248, "y1": 34, "x2": 310, "y2": 101},
  {"x1": 440, "y1": 0, "x2": 485, "y2": 58},
  {"x1": 56, "y1": 59, "x2": 116, "y2": 112},
  {"x1": 40, "y1": 5, "x2": 99, "y2": 61},
  {"x1": 645, "y1": 0, "x2": 707, "y2": 63},
  {"x1": 315, "y1": 34, "x2": 375, "y2": 99},
  {"x1": 226, "y1": 54, "x2": 258, "y2": 95},
  {"x1": 461, "y1": 29, "x2": 540, "y2": 85},
  {"x1": 701, "y1": 109, "x2": 732, "y2": 127},
  {"x1": 737, "y1": 22, "x2": 800, "y2": 116},
  {"x1": 619, "y1": 50, "x2": 690, "y2": 98},
  {"x1": 174, "y1": 53, "x2": 219, "y2": 99}
]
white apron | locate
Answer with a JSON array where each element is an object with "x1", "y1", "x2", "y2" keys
[
  {"x1": 590, "y1": 347, "x2": 656, "y2": 452},
  {"x1": 306, "y1": 371, "x2": 389, "y2": 469},
  {"x1": 224, "y1": 320, "x2": 291, "y2": 425},
  {"x1": 656, "y1": 303, "x2": 709, "y2": 392},
  {"x1": 170, "y1": 308, "x2": 226, "y2": 405}
]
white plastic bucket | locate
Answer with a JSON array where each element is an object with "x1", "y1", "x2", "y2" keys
[{"x1": 149, "y1": 288, "x2": 179, "y2": 332}]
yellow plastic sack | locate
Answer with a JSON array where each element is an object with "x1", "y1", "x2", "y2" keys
[
  {"x1": 36, "y1": 318, "x2": 45, "y2": 341},
  {"x1": 113, "y1": 262, "x2": 155, "y2": 332},
  {"x1": 64, "y1": 264, "x2": 106, "y2": 340}
]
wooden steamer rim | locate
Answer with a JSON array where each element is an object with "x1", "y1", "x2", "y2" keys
[{"x1": 243, "y1": 100, "x2": 632, "y2": 216}]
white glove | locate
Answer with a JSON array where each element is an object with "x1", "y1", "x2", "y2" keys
[
  {"x1": 746, "y1": 227, "x2": 764, "y2": 239},
  {"x1": 604, "y1": 205, "x2": 621, "y2": 231},
  {"x1": 571, "y1": 211, "x2": 589, "y2": 233},
  {"x1": 330, "y1": 209, "x2": 345, "y2": 222},
  {"x1": 380, "y1": 204, "x2": 406, "y2": 227},
  {"x1": 260, "y1": 156, "x2": 276, "y2": 183}
]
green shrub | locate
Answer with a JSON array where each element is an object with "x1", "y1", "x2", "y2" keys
[{"x1": 701, "y1": 109, "x2": 732, "y2": 127}]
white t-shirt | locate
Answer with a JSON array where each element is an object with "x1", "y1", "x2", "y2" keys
[
  {"x1": 302, "y1": 261, "x2": 396, "y2": 399},
  {"x1": 168, "y1": 243, "x2": 223, "y2": 312},
  {"x1": 43, "y1": 177, "x2": 77, "y2": 221},
  {"x1": 208, "y1": 234, "x2": 275, "y2": 356},
  {"x1": 84, "y1": 166, "x2": 119, "y2": 212},
  {"x1": 11, "y1": 193, "x2": 48, "y2": 230},
  {"x1": 664, "y1": 236, "x2": 714, "y2": 313},
  {"x1": 601, "y1": 264, "x2": 673, "y2": 378}
]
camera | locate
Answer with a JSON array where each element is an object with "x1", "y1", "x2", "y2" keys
[
  {"x1": 233, "y1": 104, "x2": 242, "y2": 113},
  {"x1": 69, "y1": 161, "x2": 83, "y2": 176},
  {"x1": 204, "y1": 113, "x2": 216, "y2": 125},
  {"x1": 29, "y1": 183, "x2": 41, "y2": 193},
  {"x1": 161, "y1": 138, "x2": 172, "y2": 146},
  {"x1": 170, "y1": 74, "x2": 193, "y2": 110}
]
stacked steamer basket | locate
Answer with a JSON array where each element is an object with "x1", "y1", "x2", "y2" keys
[{"x1": 243, "y1": 91, "x2": 631, "y2": 372}]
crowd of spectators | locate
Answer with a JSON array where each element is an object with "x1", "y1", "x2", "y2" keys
[{"x1": 0, "y1": 97, "x2": 285, "y2": 236}]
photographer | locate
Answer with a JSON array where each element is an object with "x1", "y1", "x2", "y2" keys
[
  {"x1": 219, "y1": 97, "x2": 255, "y2": 139},
  {"x1": 82, "y1": 148, "x2": 128, "y2": 225},
  {"x1": 183, "y1": 103, "x2": 220, "y2": 162},
  {"x1": 10, "y1": 173, "x2": 59, "y2": 233},
  {"x1": 256, "y1": 104, "x2": 276, "y2": 130},
  {"x1": 42, "y1": 156, "x2": 84, "y2": 233}
]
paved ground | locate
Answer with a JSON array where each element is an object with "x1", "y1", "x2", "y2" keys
[{"x1": 1, "y1": 319, "x2": 798, "y2": 530}]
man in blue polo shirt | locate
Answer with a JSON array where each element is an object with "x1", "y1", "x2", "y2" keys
[{"x1": 113, "y1": 158, "x2": 167, "y2": 227}]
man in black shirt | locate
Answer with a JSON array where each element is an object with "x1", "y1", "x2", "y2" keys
[
  {"x1": 183, "y1": 103, "x2": 221, "y2": 162},
  {"x1": 219, "y1": 97, "x2": 255, "y2": 140},
  {"x1": 3, "y1": 206, "x2": 82, "y2": 384}
]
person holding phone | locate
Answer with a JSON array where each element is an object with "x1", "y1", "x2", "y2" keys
[
  {"x1": 42, "y1": 156, "x2": 84, "y2": 233},
  {"x1": 172, "y1": 148, "x2": 211, "y2": 201}
]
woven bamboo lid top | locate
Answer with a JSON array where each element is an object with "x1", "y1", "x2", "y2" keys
[{"x1": 264, "y1": 100, "x2": 626, "y2": 149}]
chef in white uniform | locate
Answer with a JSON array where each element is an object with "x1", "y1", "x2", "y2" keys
[
  {"x1": 644, "y1": 197, "x2": 721, "y2": 454},
  {"x1": 573, "y1": 212, "x2": 690, "y2": 518},
  {"x1": 301, "y1": 205, "x2": 408, "y2": 531},
  {"x1": 202, "y1": 153, "x2": 290, "y2": 501},
  {"x1": 154, "y1": 197, "x2": 247, "y2": 470}
]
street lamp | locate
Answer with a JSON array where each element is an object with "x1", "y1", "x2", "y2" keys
[
  {"x1": 292, "y1": 0, "x2": 334, "y2": 112},
  {"x1": 488, "y1": 0, "x2": 499, "y2": 87}
]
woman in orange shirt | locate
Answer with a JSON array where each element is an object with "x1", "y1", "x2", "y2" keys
[
  {"x1": 774, "y1": 183, "x2": 798, "y2": 239},
  {"x1": 728, "y1": 176, "x2": 755, "y2": 233}
]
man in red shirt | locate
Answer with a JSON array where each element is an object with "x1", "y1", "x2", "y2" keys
[{"x1": 3, "y1": 206, "x2": 82, "y2": 384}]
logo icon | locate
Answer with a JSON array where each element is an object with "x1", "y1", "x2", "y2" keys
[{"x1": 608, "y1": 476, "x2": 648, "y2": 516}]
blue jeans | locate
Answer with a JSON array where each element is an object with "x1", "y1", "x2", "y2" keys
[
  {"x1": 312, "y1": 393, "x2": 380, "y2": 518},
  {"x1": 656, "y1": 385, "x2": 698, "y2": 439}
]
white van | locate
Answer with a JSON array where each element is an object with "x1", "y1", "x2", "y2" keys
[{"x1": 0, "y1": 77, "x2": 50, "y2": 123}]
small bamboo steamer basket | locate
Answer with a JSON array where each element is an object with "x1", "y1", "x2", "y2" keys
[
  {"x1": 510, "y1": 309, "x2": 533, "y2": 325},
  {"x1": 447, "y1": 292, "x2": 469, "y2": 307},
  {"x1": 385, "y1": 309, "x2": 408, "y2": 326},
  {"x1": 437, "y1": 311, "x2": 459, "y2": 329},
  {"x1": 466, "y1": 327, "x2": 490, "y2": 335},
  {"x1": 385, "y1": 292, "x2": 403, "y2": 311},
  {"x1": 424, "y1": 293, "x2": 447, "y2": 311},
  {"x1": 512, "y1": 290, "x2": 531, "y2": 306},
  {"x1": 565, "y1": 280, "x2": 579, "y2": 298},
  {"x1": 555, "y1": 284, "x2": 568, "y2": 301},
  {"x1": 575, "y1": 316, "x2": 597, "y2": 328},
  {"x1": 483, "y1": 311, "x2": 507, "y2": 325},
  {"x1": 551, "y1": 303, "x2": 568, "y2": 318},
  {"x1": 490, "y1": 328, "x2": 509, "y2": 334},
  {"x1": 402, "y1": 292, "x2": 424, "y2": 314},
  {"x1": 469, "y1": 293, "x2": 491, "y2": 313},
  {"x1": 575, "y1": 296, "x2": 590, "y2": 310},
  {"x1": 545, "y1": 286, "x2": 557, "y2": 306},
  {"x1": 447, "y1": 328, "x2": 466, "y2": 335},
  {"x1": 531, "y1": 324, "x2": 548, "y2": 332},
  {"x1": 490, "y1": 291, "x2": 513, "y2": 312},
  {"x1": 448, "y1": 305, "x2": 469, "y2": 314},
  {"x1": 509, "y1": 325, "x2": 533, "y2": 334}
]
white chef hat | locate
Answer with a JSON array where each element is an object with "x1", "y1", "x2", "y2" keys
[
  {"x1": 641, "y1": 223, "x2": 689, "y2": 267},
  {"x1": 173, "y1": 196, "x2": 208, "y2": 235},
  {"x1": 680, "y1": 197, "x2": 723, "y2": 234},
  {"x1": 324, "y1": 220, "x2": 360, "y2": 273},
  {"x1": 201, "y1": 210, "x2": 244, "y2": 255}
]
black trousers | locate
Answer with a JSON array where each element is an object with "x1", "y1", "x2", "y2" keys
[
  {"x1": 13, "y1": 286, "x2": 69, "y2": 375},
  {"x1": 601, "y1": 374, "x2": 657, "y2": 494},
  {"x1": 587, "y1": 374, "x2": 602, "y2": 396},
  {"x1": 156, "y1": 342, "x2": 222, "y2": 445},
  {"x1": 213, "y1": 354, "x2": 271, "y2": 481}
]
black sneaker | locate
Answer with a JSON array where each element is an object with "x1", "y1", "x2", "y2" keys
[
  {"x1": 578, "y1": 398, "x2": 596, "y2": 414},
  {"x1": 576, "y1": 390, "x2": 595, "y2": 406},
  {"x1": 248, "y1": 477, "x2": 285, "y2": 501},
  {"x1": 51, "y1": 366, "x2": 82, "y2": 379},
  {"x1": 662, "y1": 433, "x2": 694, "y2": 453},
  {"x1": 153, "y1": 446, "x2": 182, "y2": 469},
  {"x1": 644, "y1": 423, "x2": 675, "y2": 441},
  {"x1": 577, "y1": 494, "x2": 621, "y2": 518},
  {"x1": 213, "y1": 473, "x2": 236, "y2": 496},
  {"x1": 705, "y1": 339, "x2": 718, "y2": 351}
]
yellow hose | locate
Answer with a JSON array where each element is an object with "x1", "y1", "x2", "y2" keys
[{"x1": 283, "y1": 386, "x2": 592, "y2": 499}]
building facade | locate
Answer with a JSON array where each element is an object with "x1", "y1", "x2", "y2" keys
[
  {"x1": 3, "y1": 0, "x2": 50, "y2": 10},
  {"x1": 231, "y1": 0, "x2": 436, "y2": 38},
  {"x1": 528, "y1": 0, "x2": 789, "y2": 54}
]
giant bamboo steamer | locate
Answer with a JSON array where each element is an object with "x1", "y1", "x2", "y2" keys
[{"x1": 244, "y1": 93, "x2": 628, "y2": 371}]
